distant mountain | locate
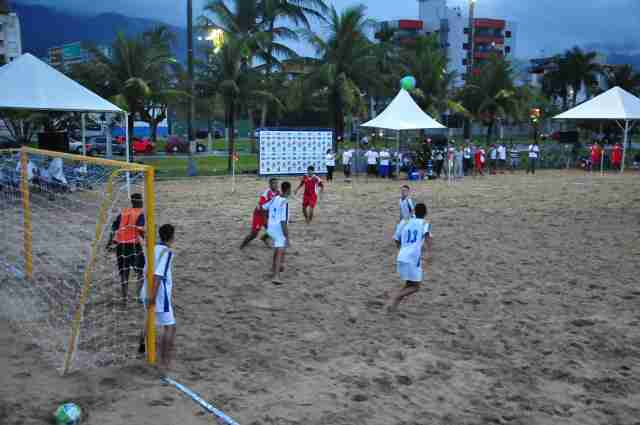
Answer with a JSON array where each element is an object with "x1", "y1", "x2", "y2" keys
[{"x1": 14, "y1": 3, "x2": 187, "y2": 62}]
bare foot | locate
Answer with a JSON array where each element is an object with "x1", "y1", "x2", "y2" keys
[{"x1": 272, "y1": 278, "x2": 284, "y2": 285}]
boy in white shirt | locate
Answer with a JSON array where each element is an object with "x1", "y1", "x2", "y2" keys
[
  {"x1": 365, "y1": 149, "x2": 379, "y2": 178},
  {"x1": 527, "y1": 141, "x2": 540, "y2": 174},
  {"x1": 140, "y1": 224, "x2": 176, "y2": 371},
  {"x1": 399, "y1": 184, "x2": 415, "y2": 220},
  {"x1": 379, "y1": 149, "x2": 391, "y2": 178},
  {"x1": 342, "y1": 149, "x2": 353, "y2": 179},
  {"x1": 388, "y1": 203, "x2": 432, "y2": 311},
  {"x1": 263, "y1": 181, "x2": 291, "y2": 284}
]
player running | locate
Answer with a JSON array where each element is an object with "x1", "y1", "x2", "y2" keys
[
  {"x1": 387, "y1": 203, "x2": 432, "y2": 312},
  {"x1": 295, "y1": 166, "x2": 324, "y2": 224},
  {"x1": 263, "y1": 181, "x2": 291, "y2": 284},
  {"x1": 240, "y1": 178, "x2": 280, "y2": 249}
]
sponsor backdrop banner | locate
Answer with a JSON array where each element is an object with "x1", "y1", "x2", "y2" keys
[{"x1": 258, "y1": 128, "x2": 333, "y2": 176}]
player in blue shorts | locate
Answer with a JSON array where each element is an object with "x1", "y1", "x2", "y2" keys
[{"x1": 387, "y1": 203, "x2": 432, "y2": 311}]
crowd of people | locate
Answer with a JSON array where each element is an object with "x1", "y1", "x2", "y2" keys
[{"x1": 327, "y1": 138, "x2": 546, "y2": 181}]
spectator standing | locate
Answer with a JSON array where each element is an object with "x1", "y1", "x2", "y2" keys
[
  {"x1": 379, "y1": 148, "x2": 391, "y2": 178},
  {"x1": 527, "y1": 141, "x2": 540, "y2": 174},
  {"x1": 510, "y1": 144, "x2": 520, "y2": 172},
  {"x1": 325, "y1": 149, "x2": 336, "y2": 181},
  {"x1": 365, "y1": 148, "x2": 379, "y2": 179},
  {"x1": 473, "y1": 145, "x2": 484, "y2": 176},
  {"x1": 497, "y1": 143, "x2": 507, "y2": 173},
  {"x1": 611, "y1": 142, "x2": 623, "y2": 170},
  {"x1": 434, "y1": 147, "x2": 444, "y2": 178},
  {"x1": 342, "y1": 148, "x2": 353, "y2": 180},
  {"x1": 454, "y1": 145, "x2": 464, "y2": 179},
  {"x1": 489, "y1": 144, "x2": 498, "y2": 175},
  {"x1": 590, "y1": 143, "x2": 602, "y2": 172},
  {"x1": 463, "y1": 144, "x2": 472, "y2": 175}
]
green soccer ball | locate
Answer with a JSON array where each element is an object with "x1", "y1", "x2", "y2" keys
[
  {"x1": 400, "y1": 76, "x2": 416, "y2": 91},
  {"x1": 54, "y1": 403, "x2": 82, "y2": 425}
]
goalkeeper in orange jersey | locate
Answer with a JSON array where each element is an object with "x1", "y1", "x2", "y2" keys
[{"x1": 107, "y1": 193, "x2": 145, "y2": 303}]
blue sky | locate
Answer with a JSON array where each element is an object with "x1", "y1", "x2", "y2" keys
[{"x1": 17, "y1": 0, "x2": 640, "y2": 58}]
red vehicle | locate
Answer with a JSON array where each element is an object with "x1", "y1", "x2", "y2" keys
[
  {"x1": 133, "y1": 137, "x2": 154, "y2": 154},
  {"x1": 165, "y1": 135, "x2": 206, "y2": 154}
]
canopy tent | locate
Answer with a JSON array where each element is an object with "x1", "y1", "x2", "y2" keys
[
  {"x1": 0, "y1": 53, "x2": 129, "y2": 160},
  {"x1": 361, "y1": 89, "x2": 446, "y2": 176},
  {"x1": 554, "y1": 86, "x2": 640, "y2": 172}
]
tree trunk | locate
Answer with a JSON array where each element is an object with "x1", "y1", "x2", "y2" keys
[
  {"x1": 128, "y1": 114, "x2": 135, "y2": 158},
  {"x1": 486, "y1": 121, "x2": 493, "y2": 143},
  {"x1": 150, "y1": 120, "x2": 159, "y2": 143}
]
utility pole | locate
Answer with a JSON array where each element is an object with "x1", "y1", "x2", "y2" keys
[
  {"x1": 464, "y1": 0, "x2": 476, "y2": 142},
  {"x1": 187, "y1": 0, "x2": 198, "y2": 176}
]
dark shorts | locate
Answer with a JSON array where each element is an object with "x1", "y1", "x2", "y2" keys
[
  {"x1": 116, "y1": 243, "x2": 145, "y2": 272},
  {"x1": 367, "y1": 164, "x2": 377, "y2": 175},
  {"x1": 404, "y1": 281, "x2": 421, "y2": 287}
]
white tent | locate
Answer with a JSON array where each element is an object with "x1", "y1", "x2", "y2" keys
[
  {"x1": 0, "y1": 53, "x2": 129, "y2": 160},
  {"x1": 361, "y1": 89, "x2": 446, "y2": 176},
  {"x1": 554, "y1": 86, "x2": 640, "y2": 172}
]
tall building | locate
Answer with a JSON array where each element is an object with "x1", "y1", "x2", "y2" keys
[
  {"x1": 376, "y1": 0, "x2": 516, "y2": 85},
  {"x1": 0, "y1": 0, "x2": 22, "y2": 65},
  {"x1": 47, "y1": 42, "x2": 113, "y2": 70}
]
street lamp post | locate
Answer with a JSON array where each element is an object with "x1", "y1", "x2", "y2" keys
[
  {"x1": 465, "y1": 0, "x2": 476, "y2": 142},
  {"x1": 187, "y1": 0, "x2": 198, "y2": 176}
]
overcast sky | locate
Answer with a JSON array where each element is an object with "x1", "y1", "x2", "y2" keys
[{"x1": 18, "y1": 0, "x2": 640, "y2": 58}]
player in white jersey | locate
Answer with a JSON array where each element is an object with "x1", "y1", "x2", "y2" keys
[
  {"x1": 395, "y1": 185, "x2": 415, "y2": 236},
  {"x1": 387, "y1": 203, "x2": 432, "y2": 311},
  {"x1": 262, "y1": 181, "x2": 291, "y2": 284}
]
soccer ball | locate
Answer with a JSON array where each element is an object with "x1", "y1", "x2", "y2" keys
[{"x1": 54, "y1": 403, "x2": 82, "y2": 425}]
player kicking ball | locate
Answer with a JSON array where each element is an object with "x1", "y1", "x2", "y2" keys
[
  {"x1": 240, "y1": 178, "x2": 280, "y2": 250},
  {"x1": 295, "y1": 166, "x2": 324, "y2": 224},
  {"x1": 263, "y1": 181, "x2": 291, "y2": 285},
  {"x1": 387, "y1": 203, "x2": 432, "y2": 312}
]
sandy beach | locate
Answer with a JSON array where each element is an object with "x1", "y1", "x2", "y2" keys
[{"x1": 1, "y1": 169, "x2": 639, "y2": 425}]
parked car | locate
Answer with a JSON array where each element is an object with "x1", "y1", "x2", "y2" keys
[
  {"x1": 133, "y1": 137, "x2": 155, "y2": 154},
  {"x1": 165, "y1": 136, "x2": 206, "y2": 154},
  {"x1": 0, "y1": 136, "x2": 20, "y2": 150},
  {"x1": 86, "y1": 136, "x2": 126, "y2": 156},
  {"x1": 69, "y1": 138, "x2": 91, "y2": 154}
]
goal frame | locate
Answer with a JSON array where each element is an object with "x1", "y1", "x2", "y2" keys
[{"x1": 2, "y1": 146, "x2": 159, "y2": 372}]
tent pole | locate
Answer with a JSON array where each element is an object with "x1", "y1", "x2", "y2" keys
[
  {"x1": 601, "y1": 142, "x2": 605, "y2": 176},
  {"x1": 621, "y1": 120, "x2": 629, "y2": 173},
  {"x1": 81, "y1": 114, "x2": 86, "y2": 156},
  {"x1": 396, "y1": 130, "x2": 400, "y2": 179},
  {"x1": 125, "y1": 112, "x2": 131, "y2": 197}
]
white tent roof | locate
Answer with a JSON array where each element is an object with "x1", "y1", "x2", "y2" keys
[
  {"x1": 554, "y1": 86, "x2": 640, "y2": 121},
  {"x1": 0, "y1": 53, "x2": 123, "y2": 113},
  {"x1": 361, "y1": 89, "x2": 446, "y2": 130}
]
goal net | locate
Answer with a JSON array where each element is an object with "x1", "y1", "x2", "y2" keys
[{"x1": 0, "y1": 147, "x2": 157, "y2": 373}]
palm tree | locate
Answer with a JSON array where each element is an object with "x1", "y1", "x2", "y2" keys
[
  {"x1": 541, "y1": 57, "x2": 570, "y2": 110},
  {"x1": 604, "y1": 64, "x2": 640, "y2": 95},
  {"x1": 367, "y1": 26, "x2": 401, "y2": 118},
  {"x1": 90, "y1": 27, "x2": 176, "y2": 145},
  {"x1": 256, "y1": 0, "x2": 328, "y2": 128},
  {"x1": 303, "y1": 4, "x2": 376, "y2": 148},
  {"x1": 400, "y1": 35, "x2": 459, "y2": 117},
  {"x1": 460, "y1": 55, "x2": 517, "y2": 142},
  {"x1": 562, "y1": 47, "x2": 601, "y2": 107}
]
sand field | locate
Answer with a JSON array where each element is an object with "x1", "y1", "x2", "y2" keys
[{"x1": 1, "y1": 170, "x2": 639, "y2": 425}]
